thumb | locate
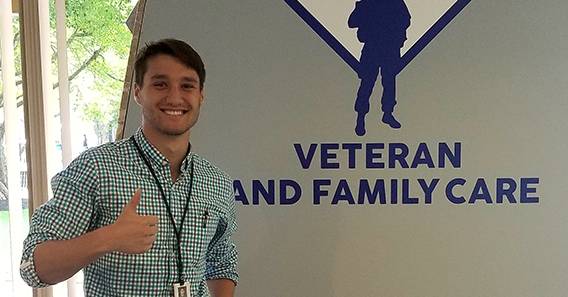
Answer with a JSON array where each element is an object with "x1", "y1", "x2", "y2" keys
[{"x1": 124, "y1": 189, "x2": 142, "y2": 213}]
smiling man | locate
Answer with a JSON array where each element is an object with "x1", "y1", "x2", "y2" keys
[{"x1": 20, "y1": 39, "x2": 239, "y2": 297}]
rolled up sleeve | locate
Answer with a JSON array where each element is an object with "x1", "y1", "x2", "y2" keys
[
  {"x1": 20, "y1": 152, "x2": 98, "y2": 287},
  {"x1": 205, "y1": 182, "x2": 239, "y2": 284},
  {"x1": 20, "y1": 214, "x2": 57, "y2": 288}
]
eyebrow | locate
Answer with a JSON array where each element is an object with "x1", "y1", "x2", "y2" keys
[
  {"x1": 150, "y1": 74, "x2": 168, "y2": 80},
  {"x1": 150, "y1": 74, "x2": 199, "y2": 83},
  {"x1": 180, "y1": 77, "x2": 199, "y2": 83}
]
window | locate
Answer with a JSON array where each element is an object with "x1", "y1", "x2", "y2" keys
[{"x1": 0, "y1": 1, "x2": 135, "y2": 296}]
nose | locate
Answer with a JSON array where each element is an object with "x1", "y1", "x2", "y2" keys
[{"x1": 165, "y1": 85, "x2": 184, "y2": 104}]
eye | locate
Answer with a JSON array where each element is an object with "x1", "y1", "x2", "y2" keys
[
  {"x1": 153, "y1": 81, "x2": 167, "y2": 89},
  {"x1": 182, "y1": 83, "x2": 196, "y2": 90}
]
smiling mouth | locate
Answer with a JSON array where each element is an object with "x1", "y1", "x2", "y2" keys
[{"x1": 161, "y1": 109, "x2": 187, "y2": 116}]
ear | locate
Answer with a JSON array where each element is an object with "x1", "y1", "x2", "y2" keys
[
  {"x1": 200, "y1": 88, "x2": 206, "y2": 104},
  {"x1": 133, "y1": 84, "x2": 141, "y2": 105}
]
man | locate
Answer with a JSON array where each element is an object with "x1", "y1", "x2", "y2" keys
[
  {"x1": 349, "y1": 0, "x2": 411, "y2": 135},
  {"x1": 20, "y1": 39, "x2": 238, "y2": 297}
]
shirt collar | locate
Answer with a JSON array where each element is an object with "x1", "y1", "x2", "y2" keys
[
  {"x1": 180, "y1": 143, "x2": 193, "y2": 173},
  {"x1": 133, "y1": 128, "x2": 194, "y2": 172}
]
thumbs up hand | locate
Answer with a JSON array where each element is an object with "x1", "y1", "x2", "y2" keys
[{"x1": 108, "y1": 189, "x2": 159, "y2": 254}]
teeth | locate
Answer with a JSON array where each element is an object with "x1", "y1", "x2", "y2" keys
[{"x1": 163, "y1": 110, "x2": 184, "y2": 116}]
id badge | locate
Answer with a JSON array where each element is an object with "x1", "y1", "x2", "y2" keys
[{"x1": 173, "y1": 282, "x2": 191, "y2": 297}]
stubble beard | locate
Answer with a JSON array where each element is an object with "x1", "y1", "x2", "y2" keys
[{"x1": 143, "y1": 109, "x2": 199, "y2": 137}]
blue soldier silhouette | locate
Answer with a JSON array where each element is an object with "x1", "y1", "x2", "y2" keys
[{"x1": 349, "y1": 0, "x2": 411, "y2": 135}]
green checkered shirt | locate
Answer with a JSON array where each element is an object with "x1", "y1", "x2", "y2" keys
[{"x1": 20, "y1": 129, "x2": 239, "y2": 296}]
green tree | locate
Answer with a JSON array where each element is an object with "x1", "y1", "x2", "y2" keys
[
  {"x1": 59, "y1": 0, "x2": 133, "y2": 142},
  {"x1": 0, "y1": 0, "x2": 133, "y2": 203}
]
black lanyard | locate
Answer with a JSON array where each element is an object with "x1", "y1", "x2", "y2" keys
[{"x1": 131, "y1": 136, "x2": 195, "y2": 284}]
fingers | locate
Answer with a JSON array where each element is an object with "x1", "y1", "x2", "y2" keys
[
  {"x1": 124, "y1": 189, "x2": 142, "y2": 213},
  {"x1": 130, "y1": 235, "x2": 157, "y2": 254},
  {"x1": 127, "y1": 225, "x2": 158, "y2": 254},
  {"x1": 146, "y1": 224, "x2": 159, "y2": 237},
  {"x1": 142, "y1": 234, "x2": 157, "y2": 246},
  {"x1": 112, "y1": 190, "x2": 163, "y2": 254},
  {"x1": 144, "y1": 215, "x2": 159, "y2": 226}
]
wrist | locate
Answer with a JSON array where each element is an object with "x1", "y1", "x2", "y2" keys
[{"x1": 94, "y1": 224, "x2": 119, "y2": 254}]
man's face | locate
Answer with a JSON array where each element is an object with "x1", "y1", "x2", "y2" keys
[{"x1": 134, "y1": 54, "x2": 204, "y2": 138}]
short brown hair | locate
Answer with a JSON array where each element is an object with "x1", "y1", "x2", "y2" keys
[{"x1": 134, "y1": 38, "x2": 206, "y2": 88}]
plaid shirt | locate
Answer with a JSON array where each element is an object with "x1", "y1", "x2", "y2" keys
[{"x1": 20, "y1": 129, "x2": 239, "y2": 296}]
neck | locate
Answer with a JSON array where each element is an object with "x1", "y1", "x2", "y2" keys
[{"x1": 142, "y1": 127, "x2": 190, "y2": 180}]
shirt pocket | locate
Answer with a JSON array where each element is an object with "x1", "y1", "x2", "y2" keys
[{"x1": 182, "y1": 203, "x2": 221, "y2": 266}]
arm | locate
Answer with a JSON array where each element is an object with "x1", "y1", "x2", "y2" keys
[
  {"x1": 21, "y1": 153, "x2": 158, "y2": 288},
  {"x1": 30, "y1": 190, "x2": 157, "y2": 285},
  {"x1": 21, "y1": 154, "x2": 99, "y2": 287},
  {"x1": 205, "y1": 181, "x2": 239, "y2": 295},
  {"x1": 32, "y1": 224, "x2": 115, "y2": 285},
  {"x1": 207, "y1": 279, "x2": 236, "y2": 297}
]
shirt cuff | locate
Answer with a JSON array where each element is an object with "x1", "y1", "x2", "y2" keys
[
  {"x1": 20, "y1": 246, "x2": 51, "y2": 288},
  {"x1": 205, "y1": 272, "x2": 239, "y2": 286}
]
